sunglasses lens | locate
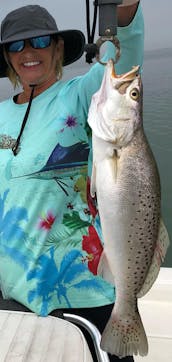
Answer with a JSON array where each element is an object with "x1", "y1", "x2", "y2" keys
[
  {"x1": 31, "y1": 36, "x2": 51, "y2": 49},
  {"x1": 6, "y1": 35, "x2": 51, "y2": 53},
  {"x1": 7, "y1": 40, "x2": 25, "y2": 52}
]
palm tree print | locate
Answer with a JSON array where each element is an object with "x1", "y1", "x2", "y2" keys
[
  {"x1": 27, "y1": 247, "x2": 105, "y2": 316},
  {"x1": 0, "y1": 189, "x2": 28, "y2": 242}
]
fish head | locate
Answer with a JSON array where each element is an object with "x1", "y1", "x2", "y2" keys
[{"x1": 88, "y1": 59, "x2": 143, "y2": 147}]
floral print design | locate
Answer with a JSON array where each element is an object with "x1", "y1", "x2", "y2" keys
[
  {"x1": 38, "y1": 211, "x2": 56, "y2": 230},
  {"x1": 0, "y1": 125, "x2": 113, "y2": 314},
  {"x1": 0, "y1": 188, "x2": 108, "y2": 315},
  {"x1": 82, "y1": 225, "x2": 103, "y2": 275},
  {"x1": 57, "y1": 115, "x2": 88, "y2": 145},
  {"x1": 59, "y1": 115, "x2": 78, "y2": 132}
]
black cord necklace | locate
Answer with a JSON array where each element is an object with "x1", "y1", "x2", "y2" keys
[{"x1": 12, "y1": 85, "x2": 35, "y2": 156}]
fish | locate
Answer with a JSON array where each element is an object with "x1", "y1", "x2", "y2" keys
[
  {"x1": 87, "y1": 59, "x2": 169, "y2": 358},
  {"x1": 12, "y1": 142, "x2": 89, "y2": 195}
]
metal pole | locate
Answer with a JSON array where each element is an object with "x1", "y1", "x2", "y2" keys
[{"x1": 64, "y1": 313, "x2": 110, "y2": 362}]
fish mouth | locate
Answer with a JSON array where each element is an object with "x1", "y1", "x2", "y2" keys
[{"x1": 111, "y1": 63, "x2": 140, "y2": 81}]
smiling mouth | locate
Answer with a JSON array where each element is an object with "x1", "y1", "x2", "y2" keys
[{"x1": 23, "y1": 61, "x2": 41, "y2": 67}]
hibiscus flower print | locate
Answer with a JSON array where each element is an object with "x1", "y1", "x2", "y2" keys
[
  {"x1": 38, "y1": 211, "x2": 56, "y2": 230},
  {"x1": 82, "y1": 225, "x2": 103, "y2": 275}
]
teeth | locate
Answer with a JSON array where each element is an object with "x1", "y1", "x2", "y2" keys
[{"x1": 23, "y1": 61, "x2": 40, "y2": 67}]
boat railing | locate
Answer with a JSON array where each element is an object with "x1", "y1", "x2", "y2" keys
[{"x1": 64, "y1": 313, "x2": 110, "y2": 362}]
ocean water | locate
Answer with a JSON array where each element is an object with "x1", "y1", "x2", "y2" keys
[
  {"x1": 142, "y1": 48, "x2": 172, "y2": 267},
  {"x1": 0, "y1": 48, "x2": 172, "y2": 267}
]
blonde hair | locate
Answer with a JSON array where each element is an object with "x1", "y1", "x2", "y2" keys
[
  {"x1": 3, "y1": 37, "x2": 64, "y2": 89},
  {"x1": 3, "y1": 48, "x2": 19, "y2": 88}
]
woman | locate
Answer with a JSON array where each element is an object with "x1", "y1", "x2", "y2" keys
[{"x1": 0, "y1": 2, "x2": 144, "y2": 361}]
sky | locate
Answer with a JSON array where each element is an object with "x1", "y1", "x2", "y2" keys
[{"x1": 0, "y1": 0, "x2": 171, "y2": 51}]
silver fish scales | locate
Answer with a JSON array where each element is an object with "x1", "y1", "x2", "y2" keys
[{"x1": 87, "y1": 59, "x2": 169, "y2": 358}]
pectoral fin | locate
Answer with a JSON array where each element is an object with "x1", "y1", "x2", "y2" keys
[
  {"x1": 97, "y1": 251, "x2": 115, "y2": 285},
  {"x1": 90, "y1": 163, "x2": 97, "y2": 197},
  {"x1": 137, "y1": 218, "x2": 170, "y2": 298}
]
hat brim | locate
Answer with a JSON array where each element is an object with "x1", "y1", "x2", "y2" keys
[{"x1": 0, "y1": 29, "x2": 85, "y2": 78}]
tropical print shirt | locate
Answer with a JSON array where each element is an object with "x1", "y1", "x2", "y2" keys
[{"x1": 0, "y1": 5, "x2": 144, "y2": 316}]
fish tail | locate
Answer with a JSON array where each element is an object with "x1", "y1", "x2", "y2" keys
[{"x1": 100, "y1": 307, "x2": 148, "y2": 358}]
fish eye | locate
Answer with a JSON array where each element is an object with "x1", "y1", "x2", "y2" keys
[{"x1": 130, "y1": 88, "x2": 139, "y2": 101}]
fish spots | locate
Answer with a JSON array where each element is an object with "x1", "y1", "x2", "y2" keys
[
  {"x1": 89, "y1": 60, "x2": 160, "y2": 358},
  {"x1": 110, "y1": 313, "x2": 144, "y2": 347},
  {"x1": 125, "y1": 200, "x2": 158, "y2": 295}
]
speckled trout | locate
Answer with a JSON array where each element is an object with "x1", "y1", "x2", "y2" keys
[{"x1": 87, "y1": 59, "x2": 169, "y2": 358}]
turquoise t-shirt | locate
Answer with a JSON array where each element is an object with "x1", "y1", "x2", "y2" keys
[{"x1": 0, "y1": 5, "x2": 144, "y2": 316}]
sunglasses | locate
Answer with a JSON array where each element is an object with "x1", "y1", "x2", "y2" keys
[{"x1": 6, "y1": 35, "x2": 52, "y2": 53}]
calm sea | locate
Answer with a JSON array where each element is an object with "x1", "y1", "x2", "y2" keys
[
  {"x1": 142, "y1": 48, "x2": 172, "y2": 268},
  {"x1": 0, "y1": 48, "x2": 172, "y2": 267}
]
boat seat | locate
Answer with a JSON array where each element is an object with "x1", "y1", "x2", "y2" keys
[
  {"x1": 0, "y1": 310, "x2": 110, "y2": 362},
  {"x1": 0, "y1": 310, "x2": 93, "y2": 362}
]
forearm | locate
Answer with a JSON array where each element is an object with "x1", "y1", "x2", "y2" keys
[
  {"x1": 116, "y1": 1, "x2": 144, "y2": 74},
  {"x1": 78, "y1": 1, "x2": 144, "y2": 109},
  {"x1": 118, "y1": 1, "x2": 140, "y2": 27}
]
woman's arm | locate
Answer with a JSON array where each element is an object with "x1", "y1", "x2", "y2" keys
[{"x1": 68, "y1": 1, "x2": 144, "y2": 115}]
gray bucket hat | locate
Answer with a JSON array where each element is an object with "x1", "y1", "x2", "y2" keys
[{"x1": 0, "y1": 5, "x2": 85, "y2": 77}]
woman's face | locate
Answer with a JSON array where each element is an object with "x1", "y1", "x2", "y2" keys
[{"x1": 7, "y1": 37, "x2": 63, "y2": 89}]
